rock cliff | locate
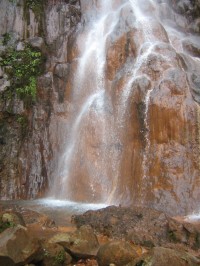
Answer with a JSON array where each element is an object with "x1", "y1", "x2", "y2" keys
[
  {"x1": 0, "y1": 0, "x2": 81, "y2": 198},
  {"x1": 0, "y1": 0, "x2": 200, "y2": 216}
]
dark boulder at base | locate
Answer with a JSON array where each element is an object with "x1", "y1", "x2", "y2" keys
[
  {"x1": 41, "y1": 241, "x2": 72, "y2": 266},
  {"x1": 97, "y1": 241, "x2": 138, "y2": 266},
  {"x1": 0, "y1": 255, "x2": 15, "y2": 266},
  {"x1": 72, "y1": 205, "x2": 200, "y2": 251},
  {"x1": 73, "y1": 206, "x2": 168, "y2": 246}
]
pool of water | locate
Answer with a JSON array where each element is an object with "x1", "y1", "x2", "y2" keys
[{"x1": 0, "y1": 198, "x2": 108, "y2": 226}]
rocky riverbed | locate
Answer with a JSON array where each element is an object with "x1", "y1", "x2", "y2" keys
[{"x1": 0, "y1": 202, "x2": 200, "y2": 266}]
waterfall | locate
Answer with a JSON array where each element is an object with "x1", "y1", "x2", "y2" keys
[
  {"x1": 49, "y1": 0, "x2": 200, "y2": 214},
  {"x1": 50, "y1": 0, "x2": 125, "y2": 201}
]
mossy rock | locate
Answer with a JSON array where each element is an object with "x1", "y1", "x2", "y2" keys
[
  {"x1": 49, "y1": 225, "x2": 99, "y2": 258},
  {"x1": 0, "y1": 211, "x2": 26, "y2": 233},
  {"x1": 42, "y1": 242, "x2": 72, "y2": 266}
]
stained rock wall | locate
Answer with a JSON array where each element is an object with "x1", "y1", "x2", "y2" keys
[
  {"x1": 109, "y1": 2, "x2": 200, "y2": 215},
  {"x1": 58, "y1": 0, "x2": 200, "y2": 215}
]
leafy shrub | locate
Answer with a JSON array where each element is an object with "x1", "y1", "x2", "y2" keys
[{"x1": 0, "y1": 44, "x2": 45, "y2": 104}]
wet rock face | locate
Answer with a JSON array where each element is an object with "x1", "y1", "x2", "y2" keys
[
  {"x1": 56, "y1": 0, "x2": 200, "y2": 215},
  {"x1": 0, "y1": 114, "x2": 24, "y2": 199},
  {"x1": 0, "y1": 0, "x2": 81, "y2": 199},
  {"x1": 169, "y1": 0, "x2": 200, "y2": 33}
]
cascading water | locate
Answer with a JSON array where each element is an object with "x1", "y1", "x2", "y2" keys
[
  {"x1": 49, "y1": 0, "x2": 200, "y2": 214},
  {"x1": 50, "y1": 0, "x2": 124, "y2": 202}
]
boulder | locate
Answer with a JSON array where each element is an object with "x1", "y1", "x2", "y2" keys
[
  {"x1": 0, "y1": 225, "x2": 43, "y2": 265},
  {"x1": 41, "y1": 241, "x2": 72, "y2": 266},
  {"x1": 49, "y1": 225, "x2": 99, "y2": 258},
  {"x1": 97, "y1": 241, "x2": 138, "y2": 266},
  {"x1": 127, "y1": 247, "x2": 200, "y2": 266},
  {"x1": 73, "y1": 206, "x2": 168, "y2": 246}
]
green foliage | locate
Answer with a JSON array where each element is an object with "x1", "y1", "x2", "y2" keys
[
  {"x1": 26, "y1": 0, "x2": 41, "y2": 8},
  {"x1": 16, "y1": 76, "x2": 37, "y2": 100},
  {"x1": 2, "y1": 33, "x2": 11, "y2": 46},
  {"x1": 54, "y1": 250, "x2": 65, "y2": 265},
  {"x1": 0, "y1": 220, "x2": 15, "y2": 233},
  {"x1": 0, "y1": 44, "x2": 45, "y2": 104},
  {"x1": 25, "y1": 0, "x2": 43, "y2": 17},
  {"x1": 44, "y1": 250, "x2": 50, "y2": 257}
]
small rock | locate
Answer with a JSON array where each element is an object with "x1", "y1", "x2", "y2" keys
[
  {"x1": 97, "y1": 241, "x2": 138, "y2": 266},
  {"x1": 16, "y1": 41, "x2": 25, "y2": 51},
  {"x1": 37, "y1": 214, "x2": 56, "y2": 228}
]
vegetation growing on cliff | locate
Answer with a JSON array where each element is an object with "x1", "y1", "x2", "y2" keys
[
  {"x1": 25, "y1": 0, "x2": 43, "y2": 18},
  {"x1": 2, "y1": 33, "x2": 11, "y2": 46},
  {"x1": 8, "y1": 0, "x2": 43, "y2": 13},
  {"x1": 0, "y1": 44, "x2": 45, "y2": 105}
]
